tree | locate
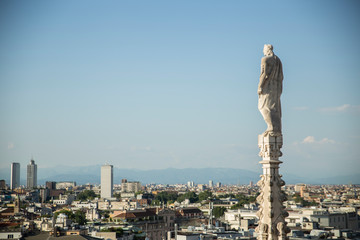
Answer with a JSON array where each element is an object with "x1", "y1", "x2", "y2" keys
[
  {"x1": 212, "y1": 207, "x2": 226, "y2": 218},
  {"x1": 216, "y1": 193, "x2": 235, "y2": 199},
  {"x1": 177, "y1": 191, "x2": 198, "y2": 203},
  {"x1": 155, "y1": 191, "x2": 178, "y2": 204},
  {"x1": 54, "y1": 209, "x2": 87, "y2": 225},
  {"x1": 292, "y1": 194, "x2": 317, "y2": 207},
  {"x1": 230, "y1": 194, "x2": 257, "y2": 210},
  {"x1": 74, "y1": 210, "x2": 87, "y2": 225},
  {"x1": 135, "y1": 191, "x2": 144, "y2": 197},
  {"x1": 77, "y1": 190, "x2": 97, "y2": 201},
  {"x1": 151, "y1": 199, "x2": 161, "y2": 206},
  {"x1": 99, "y1": 210, "x2": 110, "y2": 220},
  {"x1": 198, "y1": 191, "x2": 213, "y2": 202},
  {"x1": 114, "y1": 193, "x2": 121, "y2": 199},
  {"x1": 54, "y1": 209, "x2": 74, "y2": 220}
]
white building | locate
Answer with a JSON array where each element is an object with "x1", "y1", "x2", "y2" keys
[
  {"x1": 72, "y1": 201, "x2": 99, "y2": 221},
  {"x1": 85, "y1": 207, "x2": 100, "y2": 221},
  {"x1": 53, "y1": 194, "x2": 75, "y2": 205},
  {"x1": 55, "y1": 213, "x2": 72, "y2": 228},
  {"x1": 10, "y1": 162, "x2": 20, "y2": 189},
  {"x1": 224, "y1": 209, "x2": 258, "y2": 230},
  {"x1": 98, "y1": 200, "x2": 138, "y2": 211},
  {"x1": 122, "y1": 181, "x2": 141, "y2": 193},
  {"x1": 286, "y1": 208, "x2": 359, "y2": 231},
  {"x1": 101, "y1": 164, "x2": 113, "y2": 199},
  {"x1": 56, "y1": 181, "x2": 76, "y2": 189},
  {"x1": 27, "y1": 159, "x2": 37, "y2": 189},
  {"x1": 0, "y1": 232, "x2": 22, "y2": 240},
  {"x1": 73, "y1": 201, "x2": 98, "y2": 209}
]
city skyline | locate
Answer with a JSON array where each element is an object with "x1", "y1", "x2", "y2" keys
[
  {"x1": 1, "y1": 164, "x2": 358, "y2": 186},
  {"x1": 1, "y1": 1, "x2": 360, "y2": 180}
]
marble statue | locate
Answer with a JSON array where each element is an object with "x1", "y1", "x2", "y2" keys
[
  {"x1": 258, "y1": 44, "x2": 283, "y2": 136},
  {"x1": 256, "y1": 45, "x2": 288, "y2": 240}
]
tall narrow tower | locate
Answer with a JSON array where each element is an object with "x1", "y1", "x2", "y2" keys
[
  {"x1": 27, "y1": 159, "x2": 37, "y2": 189},
  {"x1": 256, "y1": 45, "x2": 289, "y2": 240},
  {"x1": 209, "y1": 180, "x2": 213, "y2": 188},
  {"x1": 101, "y1": 164, "x2": 113, "y2": 199},
  {"x1": 256, "y1": 135, "x2": 289, "y2": 240},
  {"x1": 10, "y1": 163, "x2": 20, "y2": 190}
]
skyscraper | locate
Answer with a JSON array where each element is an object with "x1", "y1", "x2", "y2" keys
[
  {"x1": 27, "y1": 159, "x2": 37, "y2": 189},
  {"x1": 0, "y1": 180, "x2": 6, "y2": 190},
  {"x1": 10, "y1": 163, "x2": 20, "y2": 190},
  {"x1": 101, "y1": 164, "x2": 113, "y2": 199}
]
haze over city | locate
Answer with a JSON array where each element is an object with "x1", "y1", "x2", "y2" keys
[{"x1": 1, "y1": 1, "x2": 360, "y2": 181}]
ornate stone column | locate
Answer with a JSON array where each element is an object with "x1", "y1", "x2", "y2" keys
[{"x1": 255, "y1": 134, "x2": 290, "y2": 240}]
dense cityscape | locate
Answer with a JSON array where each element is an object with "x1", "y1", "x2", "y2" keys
[
  {"x1": 2, "y1": 0, "x2": 360, "y2": 239},
  {"x1": 0, "y1": 160, "x2": 359, "y2": 240}
]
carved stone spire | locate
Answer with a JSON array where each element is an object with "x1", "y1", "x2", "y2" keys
[{"x1": 255, "y1": 134, "x2": 290, "y2": 240}]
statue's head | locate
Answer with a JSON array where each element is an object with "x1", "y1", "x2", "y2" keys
[{"x1": 263, "y1": 44, "x2": 274, "y2": 56}]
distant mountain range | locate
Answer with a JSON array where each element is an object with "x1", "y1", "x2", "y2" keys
[{"x1": 0, "y1": 165, "x2": 359, "y2": 186}]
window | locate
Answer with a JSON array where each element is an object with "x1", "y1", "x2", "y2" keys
[{"x1": 8, "y1": 235, "x2": 14, "y2": 239}]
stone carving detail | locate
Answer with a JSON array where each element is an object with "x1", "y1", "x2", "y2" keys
[
  {"x1": 257, "y1": 192, "x2": 264, "y2": 203},
  {"x1": 256, "y1": 223, "x2": 269, "y2": 240},
  {"x1": 257, "y1": 134, "x2": 288, "y2": 240},
  {"x1": 281, "y1": 210, "x2": 289, "y2": 218},
  {"x1": 257, "y1": 175, "x2": 265, "y2": 187},
  {"x1": 277, "y1": 222, "x2": 290, "y2": 240},
  {"x1": 258, "y1": 135, "x2": 283, "y2": 159},
  {"x1": 276, "y1": 176, "x2": 285, "y2": 187},
  {"x1": 257, "y1": 223, "x2": 268, "y2": 233},
  {"x1": 256, "y1": 208, "x2": 263, "y2": 219},
  {"x1": 279, "y1": 192, "x2": 287, "y2": 202}
]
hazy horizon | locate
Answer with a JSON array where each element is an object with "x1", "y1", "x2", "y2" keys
[{"x1": 1, "y1": 165, "x2": 359, "y2": 186}]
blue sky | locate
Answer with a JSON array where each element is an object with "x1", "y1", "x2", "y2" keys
[{"x1": 1, "y1": 0, "x2": 359, "y2": 179}]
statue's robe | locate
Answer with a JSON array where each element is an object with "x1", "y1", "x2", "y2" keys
[{"x1": 258, "y1": 54, "x2": 283, "y2": 135}]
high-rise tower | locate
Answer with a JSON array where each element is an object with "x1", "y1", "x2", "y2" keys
[
  {"x1": 101, "y1": 164, "x2": 113, "y2": 199},
  {"x1": 27, "y1": 159, "x2": 37, "y2": 188},
  {"x1": 10, "y1": 163, "x2": 20, "y2": 189}
]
